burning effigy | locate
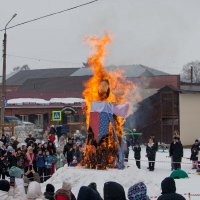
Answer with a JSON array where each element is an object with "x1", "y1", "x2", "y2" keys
[{"x1": 82, "y1": 34, "x2": 138, "y2": 169}]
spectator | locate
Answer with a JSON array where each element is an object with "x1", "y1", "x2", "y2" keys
[
  {"x1": 170, "y1": 136, "x2": 183, "y2": 170},
  {"x1": 0, "y1": 179, "x2": 23, "y2": 200},
  {"x1": 55, "y1": 149, "x2": 66, "y2": 170},
  {"x1": 63, "y1": 138, "x2": 74, "y2": 166},
  {"x1": 61, "y1": 181, "x2": 76, "y2": 200},
  {"x1": 26, "y1": 181, "x2": 45, "y2": 200},
  {"x1": 88, "y1": 182, "x2": 103, "y2": 200},
  {"x1": 58, "y1": 134, "x2": 66, "y2": 152},
  {"x1": 25, "y1": 134, "x2": 36, "y2": 146},
  {"x1": 36, "y1": 150, "x2": 45, "y2": 183},
  {"x1": 169, "y1": 136, "x2": 176, "y2": 171},
  {"x1": 44, "y1": 184, "x2": 55, "y2": 200},
  {"x1": 77, "y1": 186, "x2": 101, "y2": 200},
  {"x1": 146, "y1": 138, "x2": 157, "y2": 171},
  {"x1": 128, "y1": 182, "x2": 150, "y2": 200},
  {"x1": 10, "y1": 137, "x2": 18, "y2": 151},
  {"x1": 0, "y1": 134, "x2": 7, "y2": 145},
  {"x1": 157, "y1": 177, "x2": 186, "y2": 200},
  {"x1": 104, "y1": 181, "x2": 126, "y2": 200},
  {"x1": 133, "y1": 142, "x2": 141, "y2": 169},
  {"x1": 55, "y1": 189, "x2": 70, "y2": 200},
  {"x1": 190, "y1": 139, "x2": 199, "y2": 169},
  {"x1": 25, "y1": 146, "x2": 35, "y2": 173},
  {"x1": 44, "y1": 151, "x2": 54, "y2": 181}
]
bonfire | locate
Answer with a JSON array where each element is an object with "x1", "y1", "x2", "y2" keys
[{"x1": 82, "y1": 34, "x2": 138, "y2": 169}]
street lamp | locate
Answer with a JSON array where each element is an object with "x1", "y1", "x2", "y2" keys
[{"x1": 1, "y1": 13, "x2": 17, "y2": 124}]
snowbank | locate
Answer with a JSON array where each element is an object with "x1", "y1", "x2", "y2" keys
[{"x1": 41, "y1": 148, "x2": 199, "y2": 199}]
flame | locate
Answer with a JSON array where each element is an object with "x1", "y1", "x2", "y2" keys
[{"x1": 82, "y1": 34, "x2": 138, "y2": 168}]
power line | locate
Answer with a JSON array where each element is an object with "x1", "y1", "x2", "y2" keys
[
  {"x1": 7, "y1": 54, "x2": 83, "y2": 65},
  {"x1": 0, "y1": 0, "x2": 98, "y2": 32}
]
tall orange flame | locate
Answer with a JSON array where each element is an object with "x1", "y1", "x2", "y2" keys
[{"x1": 82, "y1": 34, "x2": 138, "y2": 168}]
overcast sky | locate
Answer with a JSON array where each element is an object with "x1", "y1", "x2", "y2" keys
[{"x1": 0, "y1": 0, "x2": 200, "y2": 75}]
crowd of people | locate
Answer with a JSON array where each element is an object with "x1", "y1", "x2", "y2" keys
[
  {"x1": 0, "y1": 176, "x2": 186, "y2": 200},
  {"x1": 0, "y1": 126, "x2": 199, "y2": 200},
  {"x1": 0, "y1": 127, "x2": 85, "y2": 183}
]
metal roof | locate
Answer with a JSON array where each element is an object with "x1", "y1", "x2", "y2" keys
[
  {"x1": 6, "y1": 68, "x2": 79, "y2": 85},
  {"x1": 70, "y1": 64, "x2": 169, "y2": 77}
]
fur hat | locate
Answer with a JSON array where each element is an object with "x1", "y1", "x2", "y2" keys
[
  {"x1": 0, "y1": 180, "x2": 10, "y2": 192},
  {"x1": 128, "y1": 182, "x2": 149, "y2": 200},
  {"x1": 62, "y1": 181, "x2": 72, "y2": 191}
]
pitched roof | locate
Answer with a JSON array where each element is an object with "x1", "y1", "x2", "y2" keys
[
  {"x1": 70, "y1": 64, "x2": 169, "y2": 77},
  {"x1": 6, "y1": 68, "x2": 79, "y2": 85}
]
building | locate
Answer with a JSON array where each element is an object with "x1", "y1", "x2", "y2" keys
[{"x1": 1, "y1": 65, "x2": 180, "y2": 136}]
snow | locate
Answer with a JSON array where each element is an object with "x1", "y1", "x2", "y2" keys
[
  {"x1": 7, "y1": 98, "x2": 84, "y2": 105},
  {"x1": 41, "y1": 148, "x2": 199, "y2": 200}
]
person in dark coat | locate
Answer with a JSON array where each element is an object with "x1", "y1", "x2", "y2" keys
[
  {"x1": 77, "y1": 186, "x2": 102, "y2": 200},
  {"x1": 104, "y1": 181, "x2": 126, "y2": 200},
  {"x1": 170, "y1": 136, "x2": 183, "y2": 170},
  {"x1": 25, "y1": 134, "x2": 36, "y2": 146},
  {"x1": 190, "y1": 139, "x2": 199, "y2": 169},
  {"x1": 157, "y1": 177, "x2": 186, "y2": 200},
  {"x1": 63, "y1": 138, "x2": 74, "y2": 166},
  {"x1": 44, "y1": 183, "x2": 55, "y2": 200},
  {"x1": 146, "y1": 138, "x2": 157, "y2": 171},
  {"x1": 133, "y1": 142, "x2": 141, "y2": 169},
  {"x1": 169, "y1": 137, "x2": 176, "y2": 171}
]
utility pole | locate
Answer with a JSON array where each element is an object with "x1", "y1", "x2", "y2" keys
[
  {"x1": 1, "y1": 14, "x2": 17, "y2": 124},
  {"x1": 191, "y1": 66, "x2": 193, "y2": 83}
]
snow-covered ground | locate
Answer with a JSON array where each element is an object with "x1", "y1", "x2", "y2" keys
[{"x1": 41, "y1": 147, "x2": 199, "y2": 200}]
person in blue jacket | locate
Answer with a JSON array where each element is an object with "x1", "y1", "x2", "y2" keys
[{"x1": 36, "y1": 150, "x2": 45, "y2": 182}]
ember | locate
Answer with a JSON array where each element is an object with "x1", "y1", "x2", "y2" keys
[{"x1": 82, "y1": 34, "x2": 138, "y2": 169}]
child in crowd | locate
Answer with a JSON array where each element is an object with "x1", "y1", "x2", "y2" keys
[
  {"x1": 36, "y1": 150, "x2": 45, "y2": 182},
  {"x1": 190, "y1": 139, "x2": 199, "y2": 169},
  {"x1": 133, "y1": 142, "x2": 141, "y2": 169},
  {"x1": 44, "y1": 150, "x2": 54, "y2": 181}
]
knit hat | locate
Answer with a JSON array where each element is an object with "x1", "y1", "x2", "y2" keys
[
  {"x1": 9, "y1": 166, "x2": 23, "y2": 178},
  {"x1": 7, "y1": 146, "x2": 14, "y2": 152},
  {"x1": 161, "y1": 177, "x2": 176, "y2": 194},
  {"x1": 128, "y1": 182, "x2": 149, "y2": 200},
  {"x1": 62, "y1": 181, "x2": 72, "y2": 191},
  {"x1": 88, "y1": 182, "x2": 97, "y2": 191},
  {"x1": 46, "y1": 184, "x2": 55, "y2": 193},
  {"x1": 0, "y1": 180, "x2": 10, "y2": 192}
]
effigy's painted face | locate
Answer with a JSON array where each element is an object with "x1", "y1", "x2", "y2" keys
[{"x1": 98, "y1": 80, "x2": 110, "y2": 100}]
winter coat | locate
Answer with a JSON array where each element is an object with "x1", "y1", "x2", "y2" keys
[
  {"x1": 16, "y1": 153, "x2": 25, "y2": 169},
  {"x1": 55, "y1": 153, "x2": 66, "y2": 169},
  {"x1": 146, "y1": 143, "x2": 156, "y2": 159},
  {"x1": 45, "y1": 155, "x2": 54, "y2": 169},
  {"x1": 104, "y1": 181, "x2": 126, "y2": 200},
  {"x1": 0, "y1": 187, "x2": 23, "y2": 200},
  {"x1": 157, "y1": 177, "x2": 186, "y2": 200},
  {"x1": 190, "y1": 143, "x2": 199, "y2": 161},
  {"x1": 171, "y1": 142, "x2": 183, "y2": 162},
  {"x1": 63, "y1": 143, "x2": 73, "y2": 157},
  {"x1": 157, "y1": 193, "x2": 186, "y2": 200},
  {"x1": 133, "y1": 146, "x2": 141, "y2": 159},
  {"x1": 77, "y1": 186, "x2": 101, "y2": 200},
  {"x1": 7, "y1": 154, "x2": 17, "y2": 168},
  {"x1": 36, "y1": 155, "x2": 45, "y2": 168}
]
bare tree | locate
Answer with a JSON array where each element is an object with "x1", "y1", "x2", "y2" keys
[
  {"x1": 12, "y1": 64, "x2": 30, "y2": 72},
  {"x1": 181, "y1": 61, "x2": 200, "y2": 83}
]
